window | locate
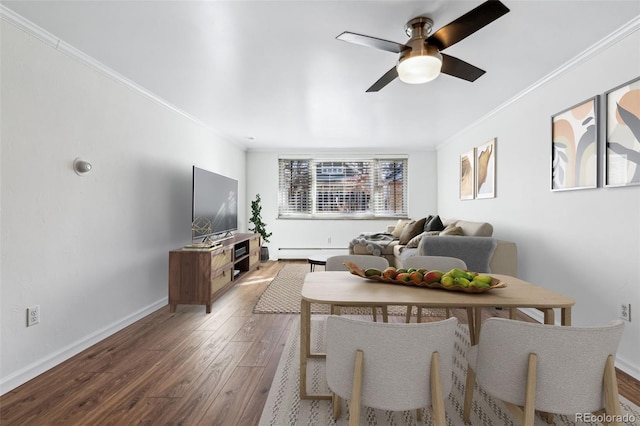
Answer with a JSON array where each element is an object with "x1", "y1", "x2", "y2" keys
[{"x1": 278, "y1": 157, "x2": 407, "y2": 218}]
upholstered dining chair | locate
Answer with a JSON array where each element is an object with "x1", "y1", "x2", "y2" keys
[
  {"x1": 325, "y1": 315, "x2": 458, "y2": 426},
  {"x1": 325, "y1": 255, "x2": 389, "y2": 322},
  {"x1": 402, "y1": 255, "x2": 467, "y2": 322},
  {"x1": 463, "y1": 318, "x2": 625, "y2": 426}
]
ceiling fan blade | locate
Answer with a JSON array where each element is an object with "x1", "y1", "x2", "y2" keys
[
  {"x1": 440, "y1": 54, "x2": 485, "y2": 82},
  {"x1": 427, "y1": 0, "x2": 510, "y2": 50},
  {"x1": 366, "y1": 66, "x2": 399, "y2": 92},
  {"x1": 337, "y1": 32, "x2": 409, "y2": 54}
]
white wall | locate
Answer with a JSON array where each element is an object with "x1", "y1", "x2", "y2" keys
[
  {"x1": 246, "y1": 150, "x2": 437, "y2": 257},
  {"x1": 437, "y1": 26, "x2": 640, "y2": 378},
  {"x1": 0, "y1": 20, "x2": 247, "y2": 392}
]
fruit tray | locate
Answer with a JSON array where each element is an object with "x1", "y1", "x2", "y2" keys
[{"x1": 343, "y1": 262, "x2": 506, "y2": 294}]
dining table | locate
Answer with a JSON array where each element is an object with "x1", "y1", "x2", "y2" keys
[{"x1": 299, "y1": 271, "x2": 575, "y2": 400}]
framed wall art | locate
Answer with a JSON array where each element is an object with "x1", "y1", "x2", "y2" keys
[
  {"x1": 551, "y1": 96, "x2": 599, "y2": 191},
  {"x1": 475, "y1": 138, "x2": 496, "y2": 199},
  {"x1": 605, "y1": 76, "x2": 640, "y2": 187},
  {"x1": 460, "y1": 149, "x2": 475, "y2": 200}
]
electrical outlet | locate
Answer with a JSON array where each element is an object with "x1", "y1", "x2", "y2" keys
[
  {"x1": 620, "y1": 304, "x2": 631, "y2": 322},
  {"x1": 27, "y1": 305, "x2": 40, "y2": 327}
]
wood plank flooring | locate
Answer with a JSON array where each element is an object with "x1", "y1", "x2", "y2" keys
[{"x1": 1, "y1": 260, "x2": 638, "y2": 425}]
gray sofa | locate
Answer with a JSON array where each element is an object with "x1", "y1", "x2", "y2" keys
[{"x1": 349, "y1": 217, "x2": 518, "y2": 276}]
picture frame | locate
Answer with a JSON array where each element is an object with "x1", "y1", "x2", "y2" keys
[
  {"x1": 551, "y1": 96, "x2": 599, "y2": 191},
  {"x1": 604, "y1": 76, "x2": 640, "y2": 187},
  {"x1": 459, "y1": 149, "x2": 475, "y2": 200},
  {"x1": 475, "y1": 138, "x2": 496, "y2": 199}
]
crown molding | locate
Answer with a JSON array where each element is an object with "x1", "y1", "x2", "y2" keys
[
  {"x1": 0, "y1": 5, "x2": 246, "y2": 150},
  {"x1": 438, "y1": 14, "x2": 640, "y2": 150}
]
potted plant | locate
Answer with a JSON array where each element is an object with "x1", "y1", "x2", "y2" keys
[{"x1": 249, "y1": 193, "x2": 272, "y2": 262}]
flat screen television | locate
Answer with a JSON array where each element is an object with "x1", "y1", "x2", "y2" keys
[{"x1": 191, "y1": 166, "x2": 238, "y2": 242}]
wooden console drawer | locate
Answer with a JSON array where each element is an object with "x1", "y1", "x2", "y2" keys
[
  {"x1": 211, "y1": 267, "x2": 233, "y2": 294},
  {"x1": 211, "y1": 248, "x2": 233, "y2": 270}
]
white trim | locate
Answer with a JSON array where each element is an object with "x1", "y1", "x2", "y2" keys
[
  {"x1": 0, "y1": 5, "x2": 246, "y2": 150},
  {"x1": 0, "y1": 298, "x2": 168, "y2": 395},
  {"x1": 438, "y1": 15, "x2": 640, "y2": 150}
]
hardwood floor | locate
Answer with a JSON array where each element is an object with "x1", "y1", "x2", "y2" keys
[{"x1": 1, "y1": 260, "x2": 638, "y2": 425}]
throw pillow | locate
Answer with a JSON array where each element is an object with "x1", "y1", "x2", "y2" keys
[
  {"x1": 391, "y1": 219, "x2": 409, "y2": 238},
  {"x1": 422, "y1": 215, "x2": 435, "y2": 231},
  {"x1": 406, "y1": 231, "x2": 427, "y2": 248},
  {"x1": 424, "y1": 215, "x2": 445, "y2": 232},
  {"x1": 440, "y1": 225, "x2": 464, "y2": 236},
  {"x1": 399, "y1": 217, "x2": 427, "y2": 245},
  {"x1": 408, "y1": 230, "x2": 441, "y2": 248}
]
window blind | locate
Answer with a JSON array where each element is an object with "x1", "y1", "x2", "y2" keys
[{"x1": 278, "y1": 158, "x2": 407, "y2": 219}]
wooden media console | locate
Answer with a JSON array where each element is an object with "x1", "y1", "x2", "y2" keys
[{"x1": 168, "y1": 233, "x2": 260, "y2": 313}]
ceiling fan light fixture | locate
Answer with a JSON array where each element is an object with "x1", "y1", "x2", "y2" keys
[{"x1": 397, "y1": 51, "x2": 442, "y2": 84}]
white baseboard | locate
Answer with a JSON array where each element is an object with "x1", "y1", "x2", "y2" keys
[{"x1": 0, "y1": 298, "x2": 168, "y2": 395}]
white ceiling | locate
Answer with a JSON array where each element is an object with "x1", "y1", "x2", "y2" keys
[{"x1": 3, "y1": 1, "x2": 639, "y2": 151}]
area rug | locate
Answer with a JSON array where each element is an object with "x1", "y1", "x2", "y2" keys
[
  {"x1": 258, "y1": 317, "x2": 640, "y2": 426},
  {"x1": 253, "y1": 263, "x2": 445, "y2": 316}
]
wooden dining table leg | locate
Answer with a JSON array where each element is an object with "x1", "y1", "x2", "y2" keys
[
  {"x1": 466, "y1": 307, "x2": 482, "y2": 346},
  {"x1": 300, "y1": 299, "x2": 311, "y2": 399},
  {"x1": 473, "y1": 307, "x2": 482, "y2": 344},
  {"x1": 561, "y1": 307, "x2": 572, "y2": 326}
]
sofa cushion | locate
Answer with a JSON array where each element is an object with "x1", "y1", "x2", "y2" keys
[
  {"x1": 424, "y1": 215, "x2": 445, "y2": 232},
  {"x1": 455, "y1": 220, "x2": 493, "y2": 236},
  {"x1": 399, "y1": 217, "x2": 427, "y2": 244},
  {"x1": 391, "y1": 219, "x2": 410, "y2": 238},
  {"x1": 406, "y1": 231, "x2": 440, "y2": 248},
  {"x1": 440, "y1": 225, "x2": 464, "y2": 236}
]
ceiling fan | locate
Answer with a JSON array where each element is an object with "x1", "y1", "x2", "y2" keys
[{"x1": 336, "y1": 0, "x2": 510, "y2": 92}]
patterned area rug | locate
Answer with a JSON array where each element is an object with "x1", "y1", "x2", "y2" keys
[
  {"x1": 259, "y1": 317, "x2": 640, "y2": 426},
  {"x1": 253, "y1": 263, "x2": 445, "y2": 316}
]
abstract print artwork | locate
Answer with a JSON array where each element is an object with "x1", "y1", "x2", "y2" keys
[
  {"x1": 475, "y1": 138, "x2": 496, "y2": 198},
  {"x1": 551, "y1": 96, "x2": 598, "y2": 191},
  {"x1": 605, "y1": 76, "x2": 640, "y2": 187},
  {"x1": 460, "y1": 149, "x2": 475, "y2": 200}
]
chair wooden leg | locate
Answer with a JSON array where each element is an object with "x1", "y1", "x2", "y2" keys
[
  {"x1": 430, "y1": 351, "x2": 446, "y2": 426},
  {"x1": 417, "y1": 306, "x2": 423, "y2": 323},
  {"x1": 445, "y1": 308, "x2": 450, "y2": 318},
  {"x1": 405, "y1": 305, "x2": 413, "y2": 323},
  {"x1": 463, "y1": 365, "x2": 476, "y2": 422},
  {"x1": 523, "y1": 353, "x2": 538, "y2": 426},
  {"x1": 603, "y1": 354, "x2": 622, "y2": 426},
  {"x1": 416, "y1": 408, "x2": 423, "y2": 422},
  {"x1": 371, "y1": 306, "x2": 378, "y2": 322},
  {"x1": 349, "y1": 350, "x2": 364, "y2": 426},
  {"x1": 381, "y1": 306, "x2": 388, "y2": 323},
  {"x1": 332, "y1": 392, "x2": 341, "y2": 420}
]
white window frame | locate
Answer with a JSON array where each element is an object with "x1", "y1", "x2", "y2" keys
[{"x1": 278, "y1": 157, "x2": 408, "y2": 219}]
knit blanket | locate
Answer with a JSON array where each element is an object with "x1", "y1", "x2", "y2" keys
[{"x1": 349, "y1": 232, "x2": 397, "y2": 257}]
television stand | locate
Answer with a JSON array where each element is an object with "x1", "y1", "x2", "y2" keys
[{"x1": 168, "y1": 233, "x2": 261, "y2": 313}]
